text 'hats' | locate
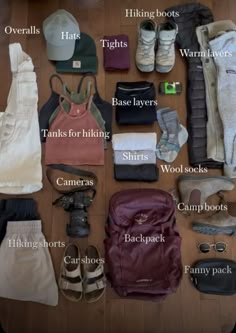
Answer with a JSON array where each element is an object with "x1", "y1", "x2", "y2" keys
[
  {"x1": 56, "y1": 32, "x2": 98, "y2": 74},
  {"x1": 43, "y1": 9, "x2": 80, "y2": 61}
]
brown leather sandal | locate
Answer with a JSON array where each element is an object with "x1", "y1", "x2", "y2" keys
[
  {"x1": 59, "y1": 243, "x2": 83, "y2": 302},
  {"x1": 83, "y1": 245, "x2": 106, "y2": 303}
]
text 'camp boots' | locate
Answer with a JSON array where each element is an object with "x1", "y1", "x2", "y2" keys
[
  {"x1": 136, "y1": 19, "x2": 156, "y2": 72},
  {"x1": 178, "y1": 175, "x2": 235, "y2": 206},
  {"x1": 192, "y1": 202, "x2": 236, "y2": 236},
  {"x1": 155, "y1": 22, "x2": 178, "y2": 73}
]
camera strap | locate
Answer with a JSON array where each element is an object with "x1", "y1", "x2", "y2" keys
[
  {"x1": 47, "y1": 164, "x2": 97, "y2": 238},
  {"x1": 46, "y1": 164, "x2": 97, "y2": 197}
]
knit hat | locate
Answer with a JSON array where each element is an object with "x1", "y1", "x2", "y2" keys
[
  {"x1": 43, "y1": 9, "x2": 80, "y2": 61},
  {"x1": 56, "y1": 32, "x2": 98, "y2": 73}
]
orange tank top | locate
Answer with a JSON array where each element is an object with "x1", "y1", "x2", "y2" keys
[{"x1": 45, "y1": 95, "x2": 104, "y2": 165}]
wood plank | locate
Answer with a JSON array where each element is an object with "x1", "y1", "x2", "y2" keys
[{"x1": 0, "y1": 0, "x2": 236, "y2": 332}]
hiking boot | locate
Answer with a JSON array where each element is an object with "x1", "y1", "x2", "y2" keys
[
  {"x1": 155, "y1": 21, "x2": 178, "y2": 73},
  {"x1": 192, "y1": 205, "x2": 236, "y2": 236},
  {"x1": 136, "y1": 19, "x2": 156, "y2": 72},
  {"x1": 178, "y1": 175, "x2": 235, "y2": 206}
]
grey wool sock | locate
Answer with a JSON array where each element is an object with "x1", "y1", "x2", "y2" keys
[
  {"x1": 156, "y1": 107, "x2": 171, "y2": 147},
  {"x1": 162, "y1": 110, "x2": 180, "y2": 150},
  {"x1": 157, "y1": 109, "x2": 188, "y2": 162},
  {"x1": 157, "y1": 124, "x2": 188, "y2": 162}
]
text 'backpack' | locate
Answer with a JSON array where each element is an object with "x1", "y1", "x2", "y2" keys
[{"x1": 105, "y1": 189, "x2": 182, "y2": 301}]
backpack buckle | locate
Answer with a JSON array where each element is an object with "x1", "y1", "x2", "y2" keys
[{"x1": 134, "y1": 213, "x2": 148, "y2": 224}]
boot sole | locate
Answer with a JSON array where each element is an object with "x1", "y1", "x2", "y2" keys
[
  {"x1": 178, "y1": 175, "x2": 235, "y2": 186},
  {"x1": 155, "y1": 65, "x2": 173, "y2": 73},
  {"x1": 136, "y1": 64, "x2": 154, "y2": 72},
  {"x1": 192, "y1": 222, "x2": 236, "y2": 236}
]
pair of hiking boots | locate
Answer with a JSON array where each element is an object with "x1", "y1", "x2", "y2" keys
[
  {"x1": 177, "y1": 175, "x2": 236, "y2": 236},
  {"x1": 136, "y1": 19, "x2": 178, "y2": 73}
]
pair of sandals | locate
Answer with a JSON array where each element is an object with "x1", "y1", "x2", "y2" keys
[{"x1": 59, "y1": 244, "x2": 106, "y2": 303}]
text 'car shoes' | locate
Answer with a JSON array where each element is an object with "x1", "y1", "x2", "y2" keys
[{"x1": 59, "y1": 244, "x2": 106, "y2": 303}]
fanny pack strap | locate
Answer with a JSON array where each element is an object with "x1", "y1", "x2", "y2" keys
[{"x1": 46, "y1": 164, "x2": 97, "y2": 196}]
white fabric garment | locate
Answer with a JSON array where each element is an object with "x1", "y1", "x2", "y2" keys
[
  {"x1": 114, "y1": 150, "x2": 156, "y2": 165},
  {"x1": 112, "y1": 133, "x2": 157, "y2": 151},
  {"x1": 0, "y1": 221, "x2": 58, "y2": 306},
  {"x1": 0, "y1": 43, "x2": 42, "y2": 194}
]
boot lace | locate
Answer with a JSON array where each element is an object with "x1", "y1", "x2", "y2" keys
[
  {"x1": 139, "y1": 37, "x2": 155, "y2": 59},
  {"x1": 158, "y1": 38, "x2": 175, "y2": 59}
]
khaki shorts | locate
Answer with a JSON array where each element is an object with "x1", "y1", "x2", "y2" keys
[{"x1": 0, "y1": 220, "x2": 58, "y2": 306}]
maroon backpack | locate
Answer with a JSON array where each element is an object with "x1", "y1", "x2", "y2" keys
[{"x1": 105, "y1": 189, "x2": 182, "y2": 301}]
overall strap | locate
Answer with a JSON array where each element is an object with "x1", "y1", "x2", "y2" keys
[
  {"x1": 9, "y1": 43, "x2": 31, "y2": 73},
  {"x1": 46, "y1": 164, "x2": 97, "y2": 195}
]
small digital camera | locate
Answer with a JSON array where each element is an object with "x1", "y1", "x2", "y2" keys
[{"x1": 159, "y1": 81, "x2": 182, "y2": 95}]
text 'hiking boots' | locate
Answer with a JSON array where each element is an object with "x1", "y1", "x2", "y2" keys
[
  {"x1": 156, "y1": 21, "x2": 178, "y2": 73},
  {"x1": 136, "y1": 19, "x2": 156, "y2": 72}
]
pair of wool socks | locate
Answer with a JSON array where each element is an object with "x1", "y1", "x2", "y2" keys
[{"x1": 156, "y1": 107, "x2": 188, "y2": 162}]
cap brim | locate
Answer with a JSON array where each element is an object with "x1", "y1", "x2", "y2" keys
[{"x1": 46, "y1": 41, "x2": 75, "y2": 61}]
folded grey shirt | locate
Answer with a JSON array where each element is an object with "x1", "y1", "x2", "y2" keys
[{"x1": 114, "y1": 150, "x2": 156, "y2": 165}]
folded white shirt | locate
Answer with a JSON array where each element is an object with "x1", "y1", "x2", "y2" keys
[
  {"x1": 114, "y1": 150, "x2": 156, "y2": 165},
  {"x1": 112, "y1": 133, "x2": 157, "y2": 151}
]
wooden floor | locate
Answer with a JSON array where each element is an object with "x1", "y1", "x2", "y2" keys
[{"x1": 0, "y1": 0, "x2": 236, "y2": 332}]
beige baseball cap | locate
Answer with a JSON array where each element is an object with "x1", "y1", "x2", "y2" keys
[{"x1": 43, "y1": 9, "x2": 80, "y2": 61}]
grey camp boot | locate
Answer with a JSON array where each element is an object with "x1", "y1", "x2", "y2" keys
[
  {"x1": 192, "y1": 202, "x2": 236, "y2": 236},
  {"x1": 178, "y1": 175, "x2": 235, "y2": 206}
]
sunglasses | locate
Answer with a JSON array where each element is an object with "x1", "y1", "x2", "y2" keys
[{"x1": 198, "y1": 242, "x2": 227, "y2": 253}]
